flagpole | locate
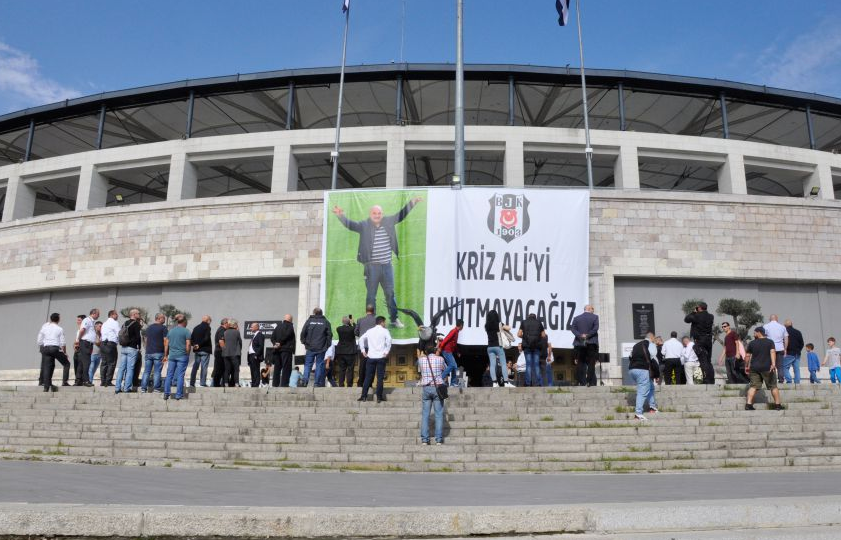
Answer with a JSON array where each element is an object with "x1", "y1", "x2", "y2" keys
[
  {"x1": 575, "y1": 0, "x2": 594, "y2": 190},
  {"x1": 453, "y1": 0, "x2": 464, "y2": 189},
  {"x1": 330, "y1": 3, "x2": 351, "y2": 191}
]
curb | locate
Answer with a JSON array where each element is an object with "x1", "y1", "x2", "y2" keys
[{"x1": 1, "y1": 496, "x2": 840, "y2": 537}]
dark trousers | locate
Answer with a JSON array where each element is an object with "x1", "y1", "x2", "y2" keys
[
  {"x1": 224, "y1": 356, "x2": 239, "y2": 387},
  {"x1": 41, "y1": 350, "x2": 70, "y2": 386},
  {"x1": 77, "y1": 340, "x2": 94, "y2": 385},
  {"x1": 336, "y1": 353, "x2": 355, "y2": 387},
  {"x1": 575, "y1": 344, "x2": 598, "y2": 386},
  {"x1": 725, "y1": 356, "x2": 749, "y2": 384},
  {"x1": 72, "y1": 350, "x2": 81, "y2": 384},
  {"x1": 40, "y1": 346, "x2": 63, "y2": 389},
  {"x1": 99, "y1": 341, "x2": 118, "y2": 386},
  {"x1": 356, "y1": 353, "x2": 368, "y2": 387},
  {"x1": 775, "y1": 350, "x2": 785, "y2": 383},
  {"x1": 695, "y1": 338, "x2": 715, "y2": 384},
  {"x1": 663, "y1": 359, "x2": 682, "y2": 385},
  {"x1": 272, "y1": 350, "x2": 293, "y2": 387},
  {"x1": 248, "y1": 353, "x2": 262, "y2": 387},
  {"x1": 361, "y1": 357, "x2": 386, "y2": 399},
  {"x1": 132, "y1": 351, "x2": 143, "y2": 388},
  {"x1": 211, "y1": 350, "x2": 224, "y2": 387}
]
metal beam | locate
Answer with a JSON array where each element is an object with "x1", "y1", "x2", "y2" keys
[
  {"x1": 96, "y1": 104, "x2": 106, "y2": 149},
  {"x1": 24, "y1": 119, "x2": 35, "y2": 161},
  {"x1": 286, "y1": 81, "x2": 296, "y2": 129},
  {"x1": 396, "y1": 75, "x2": 404, "y2": 125},
  {"x1": 720, "y1": 92, "x2": 729, "y2": 139},
  {"x1": 806, "y1": 104, "x2": 816, "y2": 150},
  {"x1": 618, "y1": 82, "x2": 626, "y2": 131},
  {"x1": 185, "y1": 91, "x2": 195, "y2": 138},
  {"x1": 508, "y1": 76, "x2": 515, "y2": 126},
  {"x1": 208, "y1": 165, "x2": 270, "y2": 193},
  {"x1": 103, "y1": 177, "x2": 168, "y2": 199}
]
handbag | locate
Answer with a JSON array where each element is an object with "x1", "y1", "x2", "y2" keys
[
  {"x1": 498, "y1": 323, "x2": 515, "y2": 349},
  {"x1": 424, "y1": 354, "x2": 448, "y2": 400}
]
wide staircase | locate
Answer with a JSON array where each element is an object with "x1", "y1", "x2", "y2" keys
[{"x1": 1, "y1": 384, "x2": 840, "y2": 473}]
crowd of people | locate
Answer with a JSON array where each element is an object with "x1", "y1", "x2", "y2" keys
[{"x1": 35, "y1": 300, "x2": 837, "y2": 441}]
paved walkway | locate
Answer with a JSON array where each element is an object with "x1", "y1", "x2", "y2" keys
[{"x1": 3, "y1": 461, "x2": 840, "y2": 507}]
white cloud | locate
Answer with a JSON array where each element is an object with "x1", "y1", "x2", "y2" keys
[
  {"x1": 753, "y1": 19, "x2": 841, "y2": 98},
  {"x1": 0, "y1": 41, "x2": 81, "y2": 114}
]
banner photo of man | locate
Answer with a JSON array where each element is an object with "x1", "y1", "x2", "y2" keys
[{"x1": 322, "y1": 190, "x2": 427, "y2": 341}]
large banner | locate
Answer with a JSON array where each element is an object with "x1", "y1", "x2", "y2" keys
[{"x1": 321, "y1": 188, "x2": 589, "y2": 348}]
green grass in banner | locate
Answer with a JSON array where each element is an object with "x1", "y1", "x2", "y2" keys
[{"x1": 324, "y1": 190, "x2": 427, "y2": 340}]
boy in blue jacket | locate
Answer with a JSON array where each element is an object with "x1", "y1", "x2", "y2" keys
[{"x1": 806, "y1": 343, "x2": 821, "y2": 383}]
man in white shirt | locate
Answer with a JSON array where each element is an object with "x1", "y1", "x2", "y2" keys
[
  {"x1": 74, "y1": 308, "x2": 99, "y2": 386},
  {"x1": 763, "y1": 315, "x2": 788, "y2": 383},
  {"x1": 358, "y1": 316, "x2": 392, "y2": 403},
  {"x1": 680, "y1": 336, "x2": 700, "y2": 385},
  {"x1": 661, "y1": 331, "x2": 684, "y2": 385},
  {"x1": 99, "y1": 310, "x2": 121, "y2": 387},
  {"x1": 37, "y1": 313, "x2": 67, "y2": 392}
]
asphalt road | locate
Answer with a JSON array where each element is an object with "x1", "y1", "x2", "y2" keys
[{"x1": 2, "y1": 461, "x2": 840, "y2": 507}]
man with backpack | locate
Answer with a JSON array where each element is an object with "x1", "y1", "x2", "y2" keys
[
  {"x1": 518, "y1": 313, "x2": 547, "y2": 387},
  {"x1": 115, "y1": 309, "x2": 142, "y2": 393}
]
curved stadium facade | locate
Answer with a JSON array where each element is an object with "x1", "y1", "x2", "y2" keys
[{"x1": 2, "y1": 64, "x2": 841, "y2": 383}]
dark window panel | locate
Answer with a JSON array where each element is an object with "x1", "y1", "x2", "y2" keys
[
  {"x1": 191, "y1": 88, "x2": 290, "y2": 137},
  {"x1": 296, "y1": 152, "x2": 387, "y2": 191}
]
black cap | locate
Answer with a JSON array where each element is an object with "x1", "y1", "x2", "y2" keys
[{"x1": 755, "y1": 326, "x2": 766, "y2": 336}]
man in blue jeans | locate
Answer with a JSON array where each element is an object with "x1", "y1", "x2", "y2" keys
[
  {"x1": 419, "y1": 345, "x2": 446, "y2": 445},
  {"x1": 439, "y1": 320, "x2": 463, "y2": 387},
  {"x1": 629, "y1": 332, "x2": 659, "y2": 421},
  {"x1": 164, "y1": 314, "x2": 191, "y2": 401},
  {"x1": 300, "y1": 308, "x2": 332, "y2": 387},
  {"x1": 189, "y1": 315, "x2": 213, "y2": 387},
  {"x1": 518, "y1": 313, "x2": 546, "y2": 387},
  {"x1": 115, "y1": 309, "x2": 142, "y2": 394},
  {"x1": 783, "y1": 319, "x2": 804, "y2": 384},
  {"x1": 141, "y1": 313, "x2": 168, "y2": 393}
]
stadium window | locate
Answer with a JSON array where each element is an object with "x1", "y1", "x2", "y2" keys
[
  {"x1": 744, "y1": 164, "x2": 809, "y2": 198},
  {"x1": 101, "y1": 164, "x2": 170, "y2": 207},
  {"x1": 100, "y1": 100, "x2": 189, "y2": 149},
  {"x1": 524, "y1": 150, "x2": 615, "y2": 188},
  {"x1": 25, "y1": 173, "x2": 80, "y2": 217},
  {"x1": 406, "y1": 150, "x2": 503, "y2": 186},
  {"x1": 725, "y1": 101, "x2": 810, "y2": 149},
  {"x1": 623, "y1": 89, "x2": 723, "y2": 137},
  {"x1": 296, "y1": 151, "x2": 387, "y2": 191},
  {"x1": 192, "y1": 157, "x2": 273, "y2": 199},
  {"x1": 30, "y1": 115, "x2": 100, "y2": 160},
  {"x1": 514, "y1": 83, "x2": 620, "y2": 130},
  {"x1": 810, "y1": 110, "x2": 841, "y2": 153},
  {"x1": 0, "y1": 126, "x2": 30, "y2": 166},
  {"x1": 295, "y1": 80, "x2": 397, "y2": 129},
  {"x1": 190, "y1": 88, "x2": 290, "y2": 137},
  {"x1": 637, "y1": 156, "x2": 721, "y2": 192}
]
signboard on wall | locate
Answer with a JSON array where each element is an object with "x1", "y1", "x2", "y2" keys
[
  {"x1": 632, "y1": 303, "x2": 655, "y2": 339},
  {"x1": 243, "y1": 320, "x2": 282, "y2": 339},
  {"x1": 321, "y1": 188, "x2": 590, "y2": 347}
]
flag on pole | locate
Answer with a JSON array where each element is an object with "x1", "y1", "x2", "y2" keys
[
  {"x1": 555, "y1": 0, "x2": 570, "y2": 26},
  {"x1": 342, "y1": 0, "x2": 350, "y2": 13}
]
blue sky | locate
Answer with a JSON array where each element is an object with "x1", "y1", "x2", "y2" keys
[{"x1": 1, "y1": 0, "x2": 840, "y2": 115}]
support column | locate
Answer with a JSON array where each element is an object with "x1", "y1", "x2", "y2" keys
[
  {"x1": 167, "y1": 152, "x2": 198, "y2": 201},
  {"x1": 2, "y1": 175, "x2": 36, "y2": 222},
  {"x1": 386, "y1": 139, "x2": 406, "y2": 188},
  {"x1": 271, "y1": 144, "x2": 298, "y2": 193},
  {"x1": 805, "y1": 163, "x2": 835, "y2": 200},
  {"x1": 613, "y1": 145, "x2": 639, "y2": 189},
  {"x1": 75, "y1": 163, "x2": 109, "y2": 211},
  {"x1": 503, "y1": 139, "x2": 524, "y2": 187},
  {"x1": 717, "y1": 153, "x2": 747, "y2": 195}
]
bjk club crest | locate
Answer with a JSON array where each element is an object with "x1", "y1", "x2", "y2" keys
[{"x1": 487, "y1": 193, "x2": 530, "y2": 243}]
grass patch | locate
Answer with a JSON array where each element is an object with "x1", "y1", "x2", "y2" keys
[
  {"x1": 44, "y1": 449, "x2": 66, "y2": 456},
  {"x1": 669, "y1": 464, "x2": 692, "y2": 470},
  {"x1": 540, "y1": 416, "x2": 554, "y2": 421},
  {"x1": 717, "y1": 393, "x2": 741, "y2": 398},
  {"x1": 600, "y1": 455, "x2": 660, "y2": 462},
  {"x1": 724, "y1": 385, "x2": 746, "y2": 391},
  {"x1": 583, "y1": 422, "x2": 648, "y2": 429},
  {"x1": 283, "y1": 463, "x2": 302, "y2": 469},
  {"x1": 309, "y1": 464, "x2": 331, "y2": 470},
  {"x1": 340, "y1": 464, "x2": 405, "y2": 472},
  {"x1": 686, "y1": 414, "x2": 703, "y2": 419},
  {"x1": 790, "y1": 398, "x2": 821, "y2": 403},
  {"x1": 233, "y1": 460, "x2": 282, "y2": 468},
  {"x1": 163, "y1": 462, "x2": 172, "y2": 468},
  {"x1": 429, "y1": 467, "x2": 454, "y2": 472},
  {"x1": 723, "y1": 462, "x2": 749, "y2": 468},
  {"x1": 564, "y1": 467, "x2": 593, "y2": 472},
  {"x1": 628, "y1": 445, "x2": 652, "y2": 452},
  {"x1": 26, "y1": 449, "x2": 43, "y2": 455},
  {"x1": 506, "y1": 416, "x2": 520, "y2": 422},
  {"x1": 658, "y1": 406, "x2": 677, "y2": 413},
  {"x1": 423, "y1": 458, "x2": 432, "y2": 463},
  {"x1": 707, "y1": 421, "x2": 722, "y2": 426},
  {"x1": 765, "y1": 403, "x2": 786, "y2": 410},
  {"x1": 614, "y1": 405, "x2": 633, "y2": 413},
  {"x1": 0, "y1": 448, "x2": 10, "y2": 453},
  {"x1": 603, "y1": 415, "x2": 615, "y2": 421},
  {"x1": 610, "y1": 386, "x2": 635, "y2": 393},
  {"x1": 547, "y1": 388, "x2": 570, "y2": 394}
]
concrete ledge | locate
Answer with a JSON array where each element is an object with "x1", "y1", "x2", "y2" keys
[{"x1": 1, "y1": 497, "x2": 840, "y2": 537}]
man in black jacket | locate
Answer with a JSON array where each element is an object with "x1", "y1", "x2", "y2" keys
[
  {"x1": 783, "y1": 319, "x2": 804, "y2": 384},
  {"x1": 247, "y1": 322, "x2": 265, "y2": 388},
  {"x1": 331, "y1": 197, "x2": 423, "y2": 329},
  {"x1": 300, "y1": 308, "x2": 333, "y2": 387},
  {"x1": 211, "y1": 318, "x2": 228, "y2": 388},
  {"x1": 684, "y1": 302, "x2": 715, "y2": 384},
  {"x1": 271, "y1": 314, "x2": 296, "y2": 387},
  {"x1": 189, "y1": 315, "x2": 213, "y2": 387},
  {"x1": 335, "y1": 316, "x2": 357, "y2": 387},
  {"x1": 629, "y1": 332, "x2": 659, "y2": 421}
]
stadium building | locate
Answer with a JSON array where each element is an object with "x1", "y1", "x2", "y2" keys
[{"x1": 2, "y1": 64, "x2": 841, "y2": 384}]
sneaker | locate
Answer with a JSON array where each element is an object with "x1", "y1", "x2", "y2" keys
[
  {"x1": 163, "y1": 394, "x2": 170, "y2": 401},
  {"x1": 744, "y1": 404, "x2": 755, "y2": 410},
  {"x1": 492, "y1": 382, "x2": 499, "y2": 388},
  {"x1": 634, "y1": 414, "x2": 647, "y2": 421},
  {"x1": 774, "y1": 404, "x2": 784, "y2": 411},
  {"x1": 389, "y1": 319, "x2": 405, "y2": 329},
  {"x1": 436, "y1": 441, "x2": 443, "y2": 446},
  {"x1": 421, "y1": 441, "x2": 429, "y2": 446},
  {"x1": 504, "y1": 381, "x2": 516, "y2": 388},
  {"x1": 648, "y1": 407, "x2": 659, "y2": 414}
]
